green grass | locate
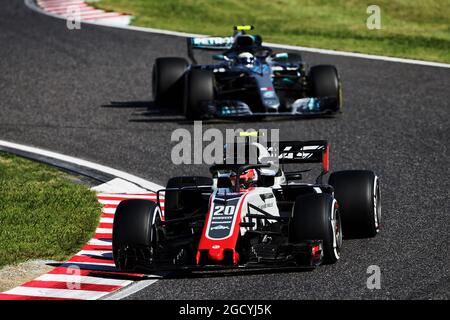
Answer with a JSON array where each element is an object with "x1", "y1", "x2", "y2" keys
[
  {"x1": 0, "y1": 152, "x2": 102, "y2": 267},
  {"x1": 92, "y1": 0, "x2": 450, "y2": 63}
]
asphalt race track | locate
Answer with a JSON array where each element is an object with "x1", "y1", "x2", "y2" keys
[{"x1": 1, "y1": 1, "x2": 449, "y2": 299}]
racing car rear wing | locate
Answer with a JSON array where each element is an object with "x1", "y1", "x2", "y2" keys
[
  {"x1": 220, "y1": 137, "x2": 330, "y2": 175},
  {"x1": 271, "y1": 140, "x2": 330, "y2": 173},
  {"x1": 187, "y1": 36, "x2": 234, "y2": 64},
  {"x1": 187, "y1": 26, "x2": 260, "y2": 63},
  {"x1": 189, "y1": 37, "x2": 234, "y2": 50}
]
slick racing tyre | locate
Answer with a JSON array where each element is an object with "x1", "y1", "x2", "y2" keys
[
  {"x1": 289, "y1": 193, "x2": 342, "y2": 264},
  {"x1": 112, "y1": 199, "x2": 160, "y2": 271},
  {"x1": 152, "y1": 57, "x2": 188, "y2": 111},
  {"x1": 184, "y1": 69, "x2": 215, "y2": 120},
  {"x1": 309, "y1": 65, "x2": 342, "y2": 113},
  {"x1": 164, "y1": 176, "x2": 213, "y2": 221},
  {"x1": 328, "y1": 170, "x2": 381, "y2": 238}
]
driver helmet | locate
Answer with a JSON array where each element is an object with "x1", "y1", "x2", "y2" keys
[
  {"x1": 237, "y1": 52, "x2": 255, "y2": 67},
  {"x1": 230, "y1": 169, "x2": 258, "y2": 190}
]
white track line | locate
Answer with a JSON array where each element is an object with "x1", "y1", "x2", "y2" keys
[
  {"x1": 47, "y1": 8, "x2": 99, "y2": 15},
  {"x1": 88, "y1": 239, "x2": 112, "y2": 246},
  {"x1": 92, "y1": 178, "x2": 156, "y2": 194},
  {"x1": 0, "y1": 139, "x2": 164, "y2": 191},
  {"x1": 95, "y1": 228, "x2": 112, "y2": 234},
  {"x1": 266, "y1": 42, "x2": 450, "y2": 68},
  {"x1": 101, "y1": 207, "x2": 117, "y2": 214},
  {"x1": 24, "y1": 0, "x2": 450, "y2": 69},
  {"x1": 98, "y1": 199, "x2": 121, "y2": 205},
  {"x1": 77, "y1": 250, "x2": 113, "y2": 257},
  {"x1": 3, "y1": 287, "x2": 109, "y2": 300},
  {"x1": 102, "y1": 279, "x2": 160, "y2": 300},
  {"x1": 63, "y1": 261, "x2": 116, "y2": 267},
  {"x1": 35, "y1": 274, "x2": 131, "y2": 286}
]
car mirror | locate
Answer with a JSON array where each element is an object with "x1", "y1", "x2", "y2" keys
[
  {"x1": 213, "y1": 54, "x2": 226, "y2": 61},
  {"x1": 285, "y1": 172, "x2": 303, "y2": 181},
  {"x1": 273, "y1": 52, "x2": 289, "y2": 60}
]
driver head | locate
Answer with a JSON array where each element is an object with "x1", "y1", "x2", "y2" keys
[
  {"x1": 237, "y1": 52, "x2": 255, "y2": 67},
  {"x1": 230, "y1": 169, "x2": 258, "y2": 190}
]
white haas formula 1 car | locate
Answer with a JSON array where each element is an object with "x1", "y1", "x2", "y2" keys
[{"x1": 112, "y1": 139, "x2": 381, "y2": 271}]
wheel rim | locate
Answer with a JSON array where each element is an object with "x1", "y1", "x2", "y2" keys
[
  {"x1": 334, "y1": 209, "x2": 343, "y2": 258},
  {"x1": 331, "y1": 202, "x2": 342, "y2": 260},
  {"x1": 373, "y1": 177, "x2": 381, "y2": 232}
]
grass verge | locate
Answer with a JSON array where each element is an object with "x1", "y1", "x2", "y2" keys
[
  {"x1": 92, "y1": 0, "x2": 450, "y2": 63},
  {"x1": 0, "y1": 152, "x2": 102, "y2": 268}
]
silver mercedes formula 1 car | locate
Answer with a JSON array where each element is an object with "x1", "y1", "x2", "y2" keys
[{"x1": 152, "y1": 25, "x2": 342, "y2": 120}]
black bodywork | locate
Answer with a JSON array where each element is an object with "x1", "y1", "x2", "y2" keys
[{"x1": 184, "y1": 28, "x2": 342, "y2": 118}]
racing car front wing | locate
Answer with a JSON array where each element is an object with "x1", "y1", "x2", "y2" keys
[
  {"x1": 202, "y1": 97, "x2": 339, "y2": 119},
  {"x1": 115, "y1": 239, "x2": 324, "y2": 273}
]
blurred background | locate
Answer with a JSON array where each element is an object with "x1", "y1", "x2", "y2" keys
[{"x1": 90, "y1": 0, "x2": 450, "y2": 63}]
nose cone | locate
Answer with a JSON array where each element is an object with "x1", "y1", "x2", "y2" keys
[
  {"x1": 196, "y1": 247, "x2": 240, "y2": 265},
  {"x1": 266, "y1": 99, "x2": 280, "y2": 111},
  {"x1": 208, "y1": 247, "x2": 225, "y2": 262}
]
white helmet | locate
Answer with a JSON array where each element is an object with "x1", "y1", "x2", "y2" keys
[{"x1": 237, "y1": 52, "x2": 255, "y2": 67}]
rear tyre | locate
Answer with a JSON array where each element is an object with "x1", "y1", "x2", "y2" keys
[
  {"x1": 112, "y1": 199, "x2": 160, "y2": 271},
  {"x1": 164, "y1": 176, "x2": 213, "y2": 221},
  {"x1": 289, "y1": 193, "x2": 342, "y2": 264},
  {"x1": 309, "y1": 65, "x2": 342, "y2": 113},
  {"x1": 184, "y1": 69, "x2": 215, "y2": 120},
  {"x1": 328, "y1": 170, "x2": 381, "y2": 239},
  {"x1": 152, "y1": 57, "x2": 188, "y2": 111}
]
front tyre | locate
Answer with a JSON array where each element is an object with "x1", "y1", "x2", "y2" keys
[
  {"x1": 184, "y1": 69, "x2": 215, "y2": 120},
  {"x1": 112, "y1": 199, "x2": 160, "y2": 271},
  {"x1": 328, "y1": 170, "x2": 381, "y2": 238},
  {"x1": 152, "y1": 57, "x2": 188, "y2": 111},
  {"x1": 289, "y1": 193, "x2": 342, "y2": 264},
  {"x1": 309, "y1": 65, "x2": 342, "y2": 113}
]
